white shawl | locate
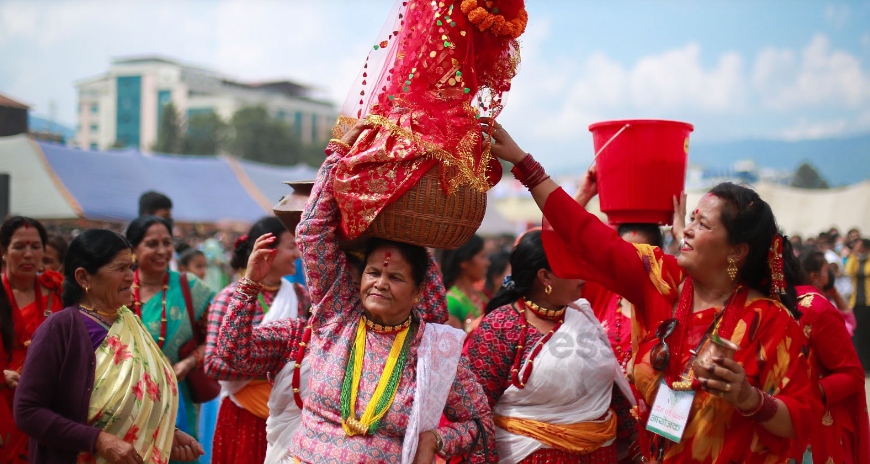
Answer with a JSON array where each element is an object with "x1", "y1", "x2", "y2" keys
[{"x1": 493, "y1": 299, "x2": 633, "y2": 464}]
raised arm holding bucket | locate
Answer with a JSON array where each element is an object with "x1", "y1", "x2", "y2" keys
[
  {"x1": 589, "y1": 119, "x2": 692, "y2": 226},
  {"x1": 482, "y1": 119, "x2": 820, "y2": 464}
]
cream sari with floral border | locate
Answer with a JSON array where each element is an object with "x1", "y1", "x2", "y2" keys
[{"x1": 77, "y1": 307, "x2": 178, "y2": 464}]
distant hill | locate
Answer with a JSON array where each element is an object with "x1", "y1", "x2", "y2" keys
[
  {"x1": 28, "y1": 115, "x2": 76, "y2": 142},
  {"x1": 689, "y1": 135, "x2": 870, "y2": 187}
]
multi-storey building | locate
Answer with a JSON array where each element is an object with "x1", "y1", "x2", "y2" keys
[{"x1": 75, "y1": 56, "x2": 336, "y2": 151}]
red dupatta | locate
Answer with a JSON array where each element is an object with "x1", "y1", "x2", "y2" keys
[
  {"x1": 1, "y1": 270, "x2": 62, "y2": 464},
  {"x1": 331, "y1": 0, "x2": 525, "y2": 239},
  {"x1": 2, "y1": 270, "x2": 63, "y2": 370}
]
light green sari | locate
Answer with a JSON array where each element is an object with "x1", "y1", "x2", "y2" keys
[{"x1": 138, "y1": 271, "x2": 214, "y2": 449}]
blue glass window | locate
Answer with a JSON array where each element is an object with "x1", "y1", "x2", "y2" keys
[
  {"x1": 294, "y1": 111, "x2": 303, "y2": 138},
  {"x1": 115, "y1": 76, "x2": 141, "y2": 148}
]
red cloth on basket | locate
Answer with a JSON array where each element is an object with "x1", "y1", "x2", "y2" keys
[{"x1": 332, "y1": 0, "x2": 526, "y2": 239}]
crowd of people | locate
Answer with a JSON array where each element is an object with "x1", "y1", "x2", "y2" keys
[{"x1": 1, "y1": 119, "x2": 868, "y2": 464}]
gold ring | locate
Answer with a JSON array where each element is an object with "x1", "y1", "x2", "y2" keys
[{"x1": 725, "y1": 383, "x2": 731, "y2": 392}]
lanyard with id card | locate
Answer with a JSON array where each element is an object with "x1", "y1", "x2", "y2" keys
[
  {"x1": 646, "y1": 312, "x2": 720, "y2": 444},
  {"x1": 646, "y1": 379, "x2": 695, "y2": 443}
]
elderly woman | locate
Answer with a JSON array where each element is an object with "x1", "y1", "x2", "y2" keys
[
  {"x1": 485, "y1": 120, "x2": 821, "y2": 464},
  {"x1": 214, "y1": 232, "x2": 451, "y2": 464},
  {"x1": 274, "y1": 123, "x2": 496, "y2": 463},
  {"x1": 126, "y1": 217, "x2": 216, "y2": 442},
  {"x1": 466, "y1": 229, "x2": 634, "y2": 463},
  {"x1": 1, "y1": 217, "x2": 64, "y2": 464},
  {"x1": 13, "y1": 229, "x2": 203, "y2": 464}
]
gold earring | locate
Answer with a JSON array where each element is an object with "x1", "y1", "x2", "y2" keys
[
  {"x1": 85, "y1": 286, "x2": 90, "y2": 293},
  {"x1": 544, "y1": 284, "x2": 552, "y2": 295},
  {"x1": 727, "y1": 257, "x2": 738, "y2": 281}
]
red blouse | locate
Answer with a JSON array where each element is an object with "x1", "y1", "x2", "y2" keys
[{"x1": 796, "y1": 285, "x2": 869, "y2": 464}]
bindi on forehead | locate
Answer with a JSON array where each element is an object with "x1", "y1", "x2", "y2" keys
[{"x1": 383, "y1": 251, "x2": 391, "y2": 268}]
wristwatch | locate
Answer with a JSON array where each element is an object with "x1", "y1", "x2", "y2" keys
[{"x1": 429, "y1": 429, "x2": 443, "y2": 454}]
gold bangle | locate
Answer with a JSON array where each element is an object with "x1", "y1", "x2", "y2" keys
[{"x1": 429, "y1": 429, "x2": 443, "y2": 454}]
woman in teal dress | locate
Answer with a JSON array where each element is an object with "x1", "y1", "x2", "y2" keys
[{"x1": 126, "y1": 216, "x2": 215, "y2": 460}]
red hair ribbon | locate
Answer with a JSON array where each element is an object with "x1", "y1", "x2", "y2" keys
[
  {"x1": 234, "y1": 235, "x2": 249, "y2": 249},
  {"x1": 767, "y1": 234, "x2": 785, "y2": 299}
]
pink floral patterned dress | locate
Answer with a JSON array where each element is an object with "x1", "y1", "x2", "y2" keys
[{"x1": 288, "y1": 150, "x2": 497, "y2": 463}]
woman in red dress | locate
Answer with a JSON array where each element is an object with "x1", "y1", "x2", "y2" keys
[
  {"x1": 204, "y1": 217, "x2": 305, "y2": 464},
  {"x1": 484, "y1": 120, "x2": 821, "y2": 464},
  {"x1": 0, "y1": 216, "x2": 63, "y2": 464},
  {"x1": 798, "y1": 251, "x2": 870, "y2": 464}
]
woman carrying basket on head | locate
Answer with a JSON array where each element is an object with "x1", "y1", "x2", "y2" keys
[
  {"x1": 483, "y1": 119, "x2": 821, "y2": 464},
  {"x1": 278, "y1": 121, "x2": 496, "y2": 463}
]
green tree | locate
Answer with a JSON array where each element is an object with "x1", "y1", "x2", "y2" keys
[
  {"x1": 154, "y1": 102, "x2": 184, "y2": 154},
  {"x1": 300, "y1": 138, "x2": 330, "y2": 166},
  {"x1": 229, "y1": 106, "x2": 301, "y2": 165},
  {"x1": 791, "y1": 162, "x2": 830, "y2": 189},
  {"x1": 183, "y1": 112, "x2": 226, "y2": 155}
]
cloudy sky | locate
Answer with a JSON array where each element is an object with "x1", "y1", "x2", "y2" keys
[{"x1": 1, "y1": 0, "x2": 869, "y2": 169}]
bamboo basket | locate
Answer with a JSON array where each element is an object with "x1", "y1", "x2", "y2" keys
[{"x1": 368, "y1": 167, "x2": 486, "y2": 249}]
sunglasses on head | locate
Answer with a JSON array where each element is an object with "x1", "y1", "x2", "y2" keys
[{"x1": 650, "y1": 318, "x2": 678, "y2": 372}]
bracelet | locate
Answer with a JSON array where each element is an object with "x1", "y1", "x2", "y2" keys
[
  {"x1": 237, "y1": 277, "x2": 262, "y2": 300},
  {"x1": 429, "y1": 429, "x2": 443, "y2": 454},
  {"x1": 510, "y1": 154, "x2": 550, "y2": 189},
  {"x1": 327, "y1": 139, "x2": 352, "y2": 155},
  {"x1": 736, "y1": 388, "x2": 764, "y2": 416},
  {"x1": 738, "y1": 388, "x2": 778, "y2": 422}
]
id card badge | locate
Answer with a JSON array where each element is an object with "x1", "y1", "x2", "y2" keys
[{"x1": 646, "y1": 379, "x2": 695, "y2": 443}]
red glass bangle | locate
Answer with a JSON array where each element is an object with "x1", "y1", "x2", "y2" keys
[
  {"x1": 739, "y1": 389, "x2": 778, "y2": 423},
  {"x1": 510, "y1": 154, "x2": 550, "y2": 189}
]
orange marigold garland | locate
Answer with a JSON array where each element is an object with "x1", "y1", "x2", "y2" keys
[{"x1": 460, "y1": 0, "x2": 528, "y2": 38}]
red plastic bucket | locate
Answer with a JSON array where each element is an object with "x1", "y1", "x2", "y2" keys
[{"x1": 589, "y1": 119, "x2": 693, "y2": 225}]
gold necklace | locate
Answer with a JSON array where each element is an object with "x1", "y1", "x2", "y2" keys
[
  {"x1": 361, "y1": 313, "x2": 412, "y2": 334},
  {"x1": 79, "y1": 304, "x2": 120, "y2": 317},
  {"x1": 523, "y1": 298, "x2": 566, "y2": 319},
  {"x1": 261, "y1": 282, "x2": 281, "y2": 292}
]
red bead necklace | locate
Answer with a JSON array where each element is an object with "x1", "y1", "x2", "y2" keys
[
  {"x1": 291, "y1": 325, "x2": 312, "y2": 409},
  {"x1": 509, "y1": 298, "x2": 566, "y2": 389},
  {"x1": 614, "y1": 298, "x2": 632, "y2": 374},
  {"x1": 132, "y1": 269, "x2": 169, "y2": 348}
]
